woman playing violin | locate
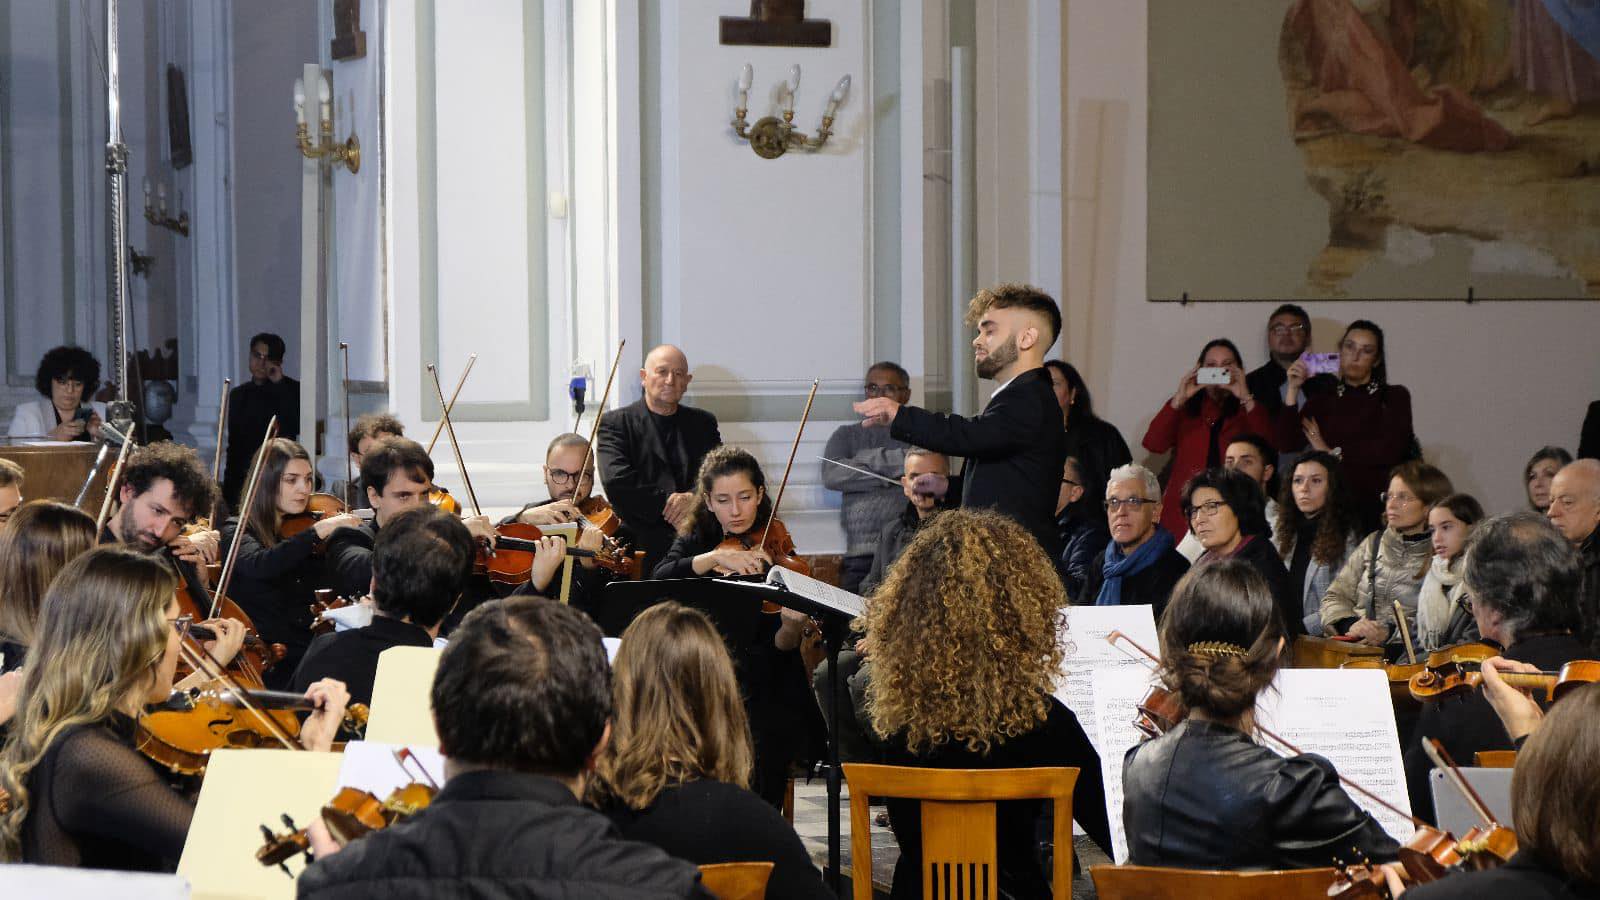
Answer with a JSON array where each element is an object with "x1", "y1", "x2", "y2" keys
[
  {"x1": 0, "y1": 547, "x2": 348, "y2": 870},
  {"x1": 222, "y1": 439, "x2": 363, "y2": 685}
]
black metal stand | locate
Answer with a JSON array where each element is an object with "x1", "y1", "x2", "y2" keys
[{"x1": 822, "y1": 618, "x2": 846, "y2": 895}]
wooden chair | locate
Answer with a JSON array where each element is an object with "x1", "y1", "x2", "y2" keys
[
  {"x1": 842, "y1": 763, "x2": 1079, "y2": 900},
  {"x1": 1090, "y1": 864, "x2": 1340, "y2": 900},
  {"x1": 697, "y1": 862, "x2": 775, "y2": 900},
  {"x1": 1474, "y1": 750, "x2": 1517, "y2": 768}
]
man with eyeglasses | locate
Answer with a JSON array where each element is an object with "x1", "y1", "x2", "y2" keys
[
  {"x1": 820, "y1": 362, "x2": 914, "y2": 592},
  {"x1": 1546, "y1": 458, "x2": 1600, "y2": 651},
  {"x1": 223, "y1": 332, "x2": 301, "y2": 505},
  {"x1": 1245, "y1": 304, "x2": 1316, "y2": 422},
  {"x1": 1077, "y1": 464, "x2": 1189, "y2": 615}
]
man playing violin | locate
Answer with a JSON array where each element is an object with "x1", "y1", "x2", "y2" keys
[{"x1": 102, "y1": 442, "x2": 224, "y2": 598}]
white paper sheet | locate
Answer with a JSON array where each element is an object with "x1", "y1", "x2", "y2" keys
[
  {"x1": 336, "y1": 741, "x2": 447, "y2": 797},
  {"x1": 766, "y1": 566, "x2": 866, "y2": 619},
  {"x1": 1091, "y1": 665, "x2": 1165, "y2": 863},
  {"x1": 1051, "y1": 604, "x2": 1160, "y2": 758}
]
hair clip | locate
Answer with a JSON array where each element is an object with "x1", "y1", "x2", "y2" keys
[{"x1": 1187, "y1": 641, "x2": 1248, "y2": 659}]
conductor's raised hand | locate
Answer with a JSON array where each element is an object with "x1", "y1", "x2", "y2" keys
[{"x1": 853, "y1": 397, "x2": 900, "y2": 428}]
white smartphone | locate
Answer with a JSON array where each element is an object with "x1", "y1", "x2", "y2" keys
[{"x1": 1196, "y1": 367, "x2": 1231, "y2": 385}]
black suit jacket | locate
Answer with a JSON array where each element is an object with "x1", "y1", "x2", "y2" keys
[
  {"x1": 223, "y1": 378, "x2": 301, "y2": 504},
  {"x1": 890, "y1": 367, "x2": 1066, "y2": 558},
  {"x1": 596, "y1": 399, "x2": 721, "y2": 568},
  {"x1": 290, "y1": 614, "x2": 434, "y2": 706},
  {"x1": 322, "y1": 521, "x2": 378, "y2": 598},
  {"x1": 1580, "y1": 400, "x2": 1600, "y2": 460}
]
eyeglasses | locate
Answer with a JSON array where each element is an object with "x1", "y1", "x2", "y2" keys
[
  {"x1": 1380, "y1": 491, "x2": 1418, "y2": 506},
  {"x1": 1185, "y1": 500, "x2": 1228, "y2": 520},
  {"x1": 864, "y1": 383, "x2": 908, "y2": 398},
  {"x1": 546, "y1": 466, "x2": 593, "y2": 486},
  {"x1": 1104, "y1": 497, "x2": 1156, "y2": 513},
  {"x1": 1268, "y1": 323, "x2": 1307, "y2": 336}
]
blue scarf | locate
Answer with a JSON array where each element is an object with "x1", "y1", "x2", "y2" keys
[{"x1": 1096, "y1": 528, "x2": 1176, "y2": 606}]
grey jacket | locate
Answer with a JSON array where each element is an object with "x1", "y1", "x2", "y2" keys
[
  {"x1": 1320, "y1": 528, "x2": 1433, "y2": 648},
  {"x1": 820, "y1": 422, "x2": 909, "y2": 557}
]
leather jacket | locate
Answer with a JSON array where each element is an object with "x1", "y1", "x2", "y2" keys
[{"x1": 1122, "y1": 719, "x2": 1399, "y2": 870}]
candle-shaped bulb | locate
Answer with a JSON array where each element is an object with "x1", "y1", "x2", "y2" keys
[
  {"x1": 317, "y1": 75, "x2": 331, "y2": 104},
  {"x1": 157, "y1": 182, "x2": 167, "y2": 212},
  {"x1": 831, "y1": 74, "x2": 851, "y2": 104},
  {"x1": 293, "y1": 77, "x2": 306, "y2": 125},
  {"x1": 738, "y1": 63, "x2": 753, "y2": 93},
  {"x1": 788, "y1": 64, "x2": 802, "y2": 96},
  {"x1": 142, "y1": 177, "x2": 151, "y2": 199}
]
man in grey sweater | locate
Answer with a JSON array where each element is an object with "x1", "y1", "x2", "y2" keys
[{"x1": 821, "y1": 362, "x2": 914, "y2": 592}]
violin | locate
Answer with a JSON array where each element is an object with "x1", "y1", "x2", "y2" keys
[
  {"x1": 1131, "y1": 684, "x2": 1184, "y2": 740},
  {"x1": 257, "y1": 748, "x2": 439, "y2": 875},
  {"x1": 136, "y1": 678, "x2": 370, "y2": 776},
  {"x1": 475, "y1": 522, "x2": 638, "y2": 586},
  {"x1": 1409, "y1": 658, "x2": 1600, "y2": 704},
  {"x1": 1342, "y1": 640, "x2": 1500, "y2": 706},
  {"x1": 428, "y1": 487, "x2": 461, "y2": 515},
  {"x1": 173, "y1": 574, "x2": 283, "y2": 688},
  {"x1": 576, "y1": 495, "x2": 622, "y2": 538},
  {"x1": 309, "y1": 588, "x2": 365, "y2": 636},
  {"x1": 278, "y1": 492, "x2": 351, "y2": 542},
  {"x1": 716, "y1": 516, "x2": 811, "y2": 614}
]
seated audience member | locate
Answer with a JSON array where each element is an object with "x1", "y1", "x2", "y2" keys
[
  {"x1": 1523, "y1": 446, "x2": 1572, "y2": 514},
  {"x1": 1080, "y1": 464, "x2": 1190, "y2": 618},
  {"x1": 1416, "y1": 493, "x2": 1486, "y2": 652},
  {"x1": 1182, "y1": 469, "x2": 1299, "y2": 635},
  {"x1": 341, "y1": 412, "x2": 406, "y2": 510},
  {"x1": 0, "y1": 547, "x2": 343, "y2": 870},
  {"x1": 1179, "y1": 432, "x2": 1280, "y2": 562},
  {"x1": 1122, "y1": 560, "x2": 1399, "y2": 870},
  {"x1": 1244, "y1": 303, "x2": 1313, "y2": 419},
  {"x1": 1275, "y1": 451, "x2": 1362, "y2": 637},
  {"x1": 294, "y1": 506, "x2": 474, "y2": 705},
  {"x1": 1056, "y1": 456, "x2": 1111, "y2": 601},
  {"x1": 0, "y1": 458, "x2": 24, "y2": 526},
  {"x1": 1045, "y1": 359, "x2": 1132, "y2": 506},
  {"x1": 1321, "y1": 461, "x2": 1452, "y2": 657},
  {"x1": 860, "y1": 448, "x2": 950, "y2": 598},
  {"x1": 297, "y1": 596, "x2": 709, "y2": 898},
  {"x1": 1275, "y1": 320, "x2": 1414, "y2": 529},
  {"x1": 858, "y1": 508, "x2": 1111, "y2": 900},
  {"x1": 820, "y1": 362, "x2": 912, "y2": 592},
  {"x1": 7, "y1": 345, "x2": 106, "y2": 441},
  {"x1": 1142, "y1": 339, "x2": 1271, "y2": 539},
  {"x1": 1402, "y1": 513, "x2": 1590, "y2": 823},
  {"x1": 591, "y1": 602, "x2": 830, "y2": 900},
  {"x1": 1545, "y1": 458, "x2": 1600, "y2": 651}
]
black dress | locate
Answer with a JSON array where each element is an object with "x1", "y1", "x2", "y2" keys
[{"x1": 220, "y1": 518, "x2": 325, "y2": 685}]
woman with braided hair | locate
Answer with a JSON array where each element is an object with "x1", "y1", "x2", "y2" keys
[{"x1": 1120, "y1": 559, "x2": 1399, "y2": 870}]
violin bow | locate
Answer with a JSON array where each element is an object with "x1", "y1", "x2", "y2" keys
[
  {"x1": 339, "y1": 342, "x2": 353, "y2": 504},
  {"x1": 94, "y1": 435, "x2": 137, "y2": 537},
  {"x1": 1393, "y1": 601, "x2": 1419, "y2": 666},
  {"x1": 211, "y1": 377, "x2": 231, "y2": 484},
  {"x1": 576, "y1": 339, "x2": 625, "y2": 496},
  {"x1": 426, "y1": 353, "x2": 478, "y2": 455},
  {"x1": 759, "y1": 379, "x2": 819, "y2": 550},
  {"x1": 173, "y1": 634, "x2": 299, "y2": 750},
  {"x1": 211, "y1": 417, "x2": 278, "y2": 618},
  {"x1": 427, "y1": 364, "x2": 482, "y2": 516}
]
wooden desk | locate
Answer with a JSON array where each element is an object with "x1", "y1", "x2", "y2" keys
[{"x1": 0, "y1": 442, "x2": 110, "y2": 509}]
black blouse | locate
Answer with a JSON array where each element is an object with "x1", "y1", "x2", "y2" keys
[{"x1": 220, "y1": 519, "x2": 325, "y2": 657}]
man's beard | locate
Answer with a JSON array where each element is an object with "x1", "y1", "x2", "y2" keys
[
  {"x1": 119, "y1": 505, "x2": 162, "y2": 553},
  {"x1": 975, "y1": 335, "x2": 1019, "y2": 380}
]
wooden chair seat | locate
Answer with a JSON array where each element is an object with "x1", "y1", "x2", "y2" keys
[
  {"x1": 1474, "y1": 750, "x2": 1517, "y2": 768},
  {"x1": 842, "y1": 763, "x2": 1080, "y2": 900},
  {"x1": 698, "y1": 861, "x2": 775, "y2": 900},
  {"x1": 1091, "y1": 864, "x2": 1340, "y2": 900}
]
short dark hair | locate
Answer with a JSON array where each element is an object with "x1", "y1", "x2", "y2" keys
[
  {"x1": 249, "y1": 332, "x2": 287, "y2": 363},
  {"x1": 431, "y1": 596, "x2": 612, "y2": 777},
  {"x1": 1159, "y1": 559, "x2": 1285, "y2": 720},
  {"x1": 123, "y1": 442, "x2": 218, "y2": 521},
  {"x1": 1195, "y1": 337, "x2": 1245, "y2": 368},
  {"x1": 965, "y1": 283, "x2": 1062, "y2": 350},
  {"x1": 1463, "y1": 513, "x2": 1583, "y2": 642},
  {"x1": 1182, "y1": 467, "x2": 1271, "y2": 539},
  {"x1": 359, "y1": 437, "x2": 434, "y2": 497},
  {"x1": 866, "y1": 361, "x2": 910, "y2": 384},
  {"x1": 34, "y1": 346, "x2": 101, "y2": 403},
  {"x1": 1267, "y1": 304, "x2": 1310, "y2": 330},
  {"x1": 1224, "y1": 432, "x2": 1278, "y2": 497},
  {"x1": 544, "y1": 432, "x2": 590, "y2": 460},
  {"x1": 347, "y1": 412, "x2": 407, "y2": 456},
  {"x1": 372, "y1": 507, "x2": 474, "y2": 628},
  {"x1": 1431, "y1": 493, "x2": 1485, "y2": 527}
]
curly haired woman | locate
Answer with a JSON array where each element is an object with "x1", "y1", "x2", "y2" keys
[{"x1": 857, "y1": 507, "x2": 1110, "y2": 900}]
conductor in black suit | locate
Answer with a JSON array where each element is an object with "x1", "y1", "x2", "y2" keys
[
  {"x1": 597, "y1": 344, "x2": 722, "y2": 571},
  {"x1": 854, "y1": 283, "x2": 1067, "y2": 559}
]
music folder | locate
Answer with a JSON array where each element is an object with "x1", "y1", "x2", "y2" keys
[{"x1": 597, "y1": 568, "x2": 863, "y2": 640}]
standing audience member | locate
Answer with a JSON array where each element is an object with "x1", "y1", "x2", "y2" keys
[
  {"x1": 1275, "y1": 452, "x2": 1362, "y2": 636},
  {"x1": 1275, "y1": 320, "x2": 1415, "y2": 529},
  {"x1": 7, "y1": 346, "x2": 105, "y2": 442},
  {"x1": 1244, "y1": 304, "x2": 1313, "y2": 418},
  {"x1": 821, "y1": 362, "x2": 912, "y2": 592},
  {"x1": 1057, "y1": 456, "x2": 1111, "y2": 601},
  {"x1": 224, "y1": 333, "x2": 301, "y2": 505},
  {"x1": 1182, "y1": 469, "x2": 1299, "y2": 634},
  {"x1": 591, "y1": 602, "x2": 830, "y2": 900},
  {"x1": 858, "y1": 508, "x2": 1111, "y2": 900},
  {"x1": 1080, "y1": 465, "x2": 1190, "y2": 618},
  {"x1": 1579, "y1": 400, "x2": 1599, "y2": 460},
  {"x1": 1545, "y1": 458, "x2": 1600, "y2": 651},
  {"x1": 1523, "y1": 446, "x2": 1571, "y2": 514},
  {"x1": 1045, "y1": 360, "x2": 1132, "y2": 506},
  {"x1": 0, "y1": 459, "x2": 24, "y2": 526},
  {"x1": 1416, "y1": 493, "x2": 1486, "y2": 652},
  {"x1": 1321, "y1": 461, "x2": 1452, "y2": 657},
  {"x1": 297, "y1": 597, "x2": 710, "y2": 899},
  {"x1": 1142, "y1": 339, "x2": 1271, "y2": 539}
]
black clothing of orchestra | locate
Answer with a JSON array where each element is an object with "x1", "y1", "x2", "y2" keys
[
  {"x1": 499, "y1": 496, "x2": 638, "y2": 622},
  {"x1": 597, "y1": 399, "x2": 721, "y2": 571},
  {"x1": 1226, "y1": 534, "x2": 1304, "y2": 637},
  {"x1": 883, "y1": 696, "x2": 1111, "y2": 900},
  {"x1": 297, "y1": 769, "x2": 711, "y2": 900},
  {"x1": 1057, "y1": 509, "x2": 1111, "y2": 603},
  {"x1": 220, "y1": 519, "x2": 323, "y2": 686},
  {"x1": 18, "y1": 713, "x2": 193, "y2": 871},
  {"x1": 1062, "y1": 415, "x2": 1133, "y2": 507},
  {"x1": 1122, "y1": 719, "x2": 1399, "y2": 870},
  {"x1": 1402, "y1": 851, "x2": 1600, "y2": 900},
  {"x1": 1579, "y1": 400, "x2": 1599, "y2": 461},
  {"x1": 1287, "y1": 517, "x2": 1318, "y2": 612},
  {"x1": 1404, "y1": 631, "x2": 1589, "y2": 822},
  {"x1": 1245, "y1": 360, "x2": 1295, "y2": 416},
  {"x1": 602, "y1": 780, "x2": 831, "y2": 900},
  {"x1": 860, "y1": 503, "x2": 935, "y2": 597},
  {"x1": 291, "y1": 613, "x2": 434, "y2": 706},
  {"x1": 321, "y1": 520, "x2": 378, "y2": 599},
  {"x1": 890, "y1": 366, "x2": 1067, "y2": 558},
  {"x1": 1578, "y1": 532, "x2": 1600, "y2": 654},
  {"x1": 1078, "y1": 542, "x2": 1191, "y2": 619},
  {"x1": 222, "y1": 376, "x2": 301, "y2": 505}
]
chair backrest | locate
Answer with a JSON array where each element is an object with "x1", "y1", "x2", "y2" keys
[
  {"x1": 1090, "y1": 864, "x2": 1339, "y2": 900},
  {"x1": 697, "y1": 861, "x2": 775, "y2": 900},
  {"x1": 842, "y1": 763, "x2": 1079, "y2": 900}
]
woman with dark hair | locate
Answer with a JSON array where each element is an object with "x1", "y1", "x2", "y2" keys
[
  {"x1": 221, "y1": 438, "x2": 363, "y2": 686},
  {"x1": 1142, "y1": 338, "x2": 1272, "y2": 538},
  {"x1": 590, "y1": 602, "x2": 830, "y2": 900},
  {"x1": 1044, "y1": 359, "x2": 1132, "y2": 505},
  {"x1": 1416, "y1": 493, "x2": 1487, "y2": 652},
  {"x1": 859, "y1": 507, "x2": 1110, "y2": 899},
  {"x1": 1275, "y1": 451, "x2": 1363, "y2": 636},
  {"x1": 1122, "y1": 560, "x2": 1399, "y2": 870},
  {"x1": 1182, "y1": 468, "x2": 1300, "y2": 635},
  {"x1": 1523, "y1": 446, "x2": 1572, "y2": 514},
  {"x1": 7, "y1": 346, "x2": 106, "y2": 441},
  {"x1": 1275, "y1": 320, "x2": 1415, "y2": 529}
]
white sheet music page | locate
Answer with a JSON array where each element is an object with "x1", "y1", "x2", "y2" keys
[
  {"x1": 1090, "y1": 664, "x2": 1164, "y2": 863},
  {"x1": 1051, "y1": 604, "x2": 1159, "y2": 758},
  {"x1": 765, "y1": 566, "x2": 865, "y2": 619},
  {"x1": 337, "y1": 741, "x2": 447, "y2": 796}
]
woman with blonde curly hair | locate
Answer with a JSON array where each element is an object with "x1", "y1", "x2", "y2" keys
[
  {"x1": 590, "y1": 602, "x2": 829, "y2": 900},
  {"x1": 858, "y1": 508, "x2": 1109, "y2": 900}
]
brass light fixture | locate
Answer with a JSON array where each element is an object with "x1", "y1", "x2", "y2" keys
[
  {"x1": 731, "y1": 63, "x2": 850, "y2": 160},
  {"x1": 293, "y1": 73, "x2": 360, "y2": 174}
]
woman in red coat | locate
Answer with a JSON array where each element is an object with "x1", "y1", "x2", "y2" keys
[{"x1": 1143, "y1": 339, "x2": 1272, "y2": 538}]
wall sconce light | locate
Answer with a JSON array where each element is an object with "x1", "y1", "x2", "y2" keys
[
  {"x1": 141, "y1": 178, "x2": 189, "y2": 236},
  {"x1": 731, "y1": 63, "x2": 850, "y2": 159},
  {"x1": 294, "y1": 73, "x2": 360, "y2": 174}
]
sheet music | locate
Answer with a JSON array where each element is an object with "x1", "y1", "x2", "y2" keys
[
  {"x1": 1051, "y1": 604, "x2": 1159, "y2": 758},
  {"x1": 765, "y1": 566, "x2": 865, "y2": 619},
  {"x1": 337, "y1": 741, "x2": 447, "y2": 796},
  {"x1": 1091, "y1": 665, "x2": 1164, "y2": 863}
]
